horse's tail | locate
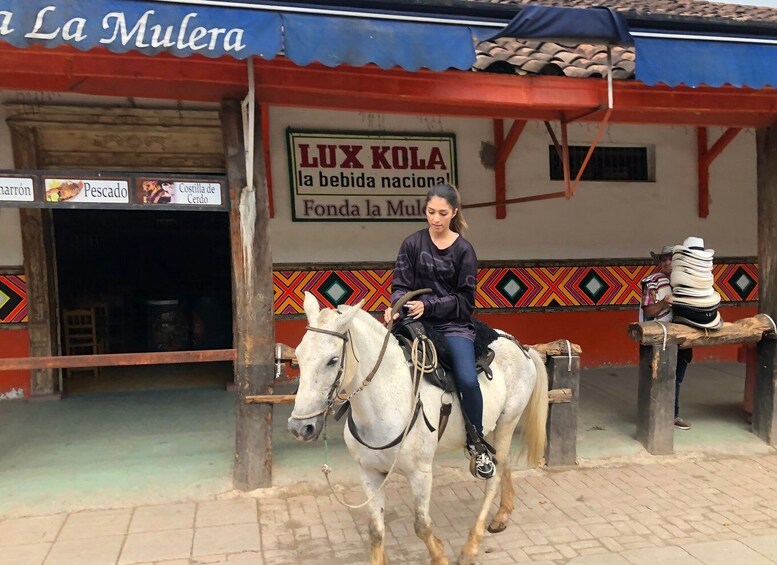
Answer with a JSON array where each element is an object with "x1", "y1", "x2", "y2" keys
[{"x1": 518, "y1": 348, "x2": 549, "y2": 467}]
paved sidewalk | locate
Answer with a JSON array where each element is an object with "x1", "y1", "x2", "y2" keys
[{"x1": 5, "y1": 452, "x2": 777, "y2": 564}]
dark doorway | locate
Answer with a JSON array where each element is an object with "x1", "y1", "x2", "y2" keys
[{"x1": 53, "y1": 209, "x2": 233, "y2": 392}]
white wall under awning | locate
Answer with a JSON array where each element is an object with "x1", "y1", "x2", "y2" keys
[
  {"x1": 0, "y1": 94, "x2": 758, "y2": 266},
  {"x1": 268, "y1": 106, "x2": 757, "y2": 263},
  {"x1": 0, "y1": 103, "x2": 23, "y2": 267}
]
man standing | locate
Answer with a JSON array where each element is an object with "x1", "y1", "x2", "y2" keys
[{"x1": 640, "y1": 245, "x2": 693, "y2": 430}]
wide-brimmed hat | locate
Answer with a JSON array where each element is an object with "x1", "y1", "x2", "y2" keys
[
  {"x1": 673, "y1": 285, "x2": 717, "y2": 298},
  {"x1": 672, "y1": 253, "x2": 713, "y2": 268},
  {"x1": 674, "y1": 311, "x2": 723, "y2": 330},
  {"x1": 672, "y1": 291, "x2": 722, "y2": 309},
  {"x1": 673, "y1": 303, "x2": 720, "y2": 318},
  {"x1": 671, "y1": 270, "x2": 715, "y2": 289},
  {"x1": 650, "y1": 245, "x2": 674, "y2": 261},
  {"x1": 673, "y1": 236, "x2": 714, "y2": 260}
]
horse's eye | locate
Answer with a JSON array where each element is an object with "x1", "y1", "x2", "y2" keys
[{"x1": 326, "y1": 357, "x2": 339, "y2": 367}]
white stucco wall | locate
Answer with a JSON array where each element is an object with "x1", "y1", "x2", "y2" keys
[
  {"x1": 0, "y1": 103, "x2": 23, "y2": 266},
  {"x1": 269, "y1": 107, "x2": 757, "y2": 263},
  {"x1": 0, "y1": 98, "x2": 758, "y2": 266}
]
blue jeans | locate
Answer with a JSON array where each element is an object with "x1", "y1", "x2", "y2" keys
[
  {"x1": 676, "y1": 348, "x2": 693, "y2": 418},
  {"x1": 444, "y1": 336, "x2": 483, "y2": 440}
]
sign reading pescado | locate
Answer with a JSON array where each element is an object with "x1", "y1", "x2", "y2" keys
[
  {"x1": 289, "y1": 131, "x2": 458, "y2": 221},
  {"x1": 0, "y1": 0, "x2": 281, "y2": 58},
  {"x1": 45, "y1": 179, "x2": 129, "y2": 204}
]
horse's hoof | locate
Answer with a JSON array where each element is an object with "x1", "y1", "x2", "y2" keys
[{"x1": 487, "y1": 520, "x2": 508, "y2": 534}]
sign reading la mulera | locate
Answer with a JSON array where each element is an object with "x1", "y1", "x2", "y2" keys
[
  {"x1": 0, "y1": 0, "x2": 281, "y2": 59},
  {"x1": 288, "y1": 131, "x2": 458, "y2": 221}
]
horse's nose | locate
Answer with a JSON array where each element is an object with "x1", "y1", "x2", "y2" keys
[{"x1": 287, "y1": 416, "x2": 322, "y2": 442}]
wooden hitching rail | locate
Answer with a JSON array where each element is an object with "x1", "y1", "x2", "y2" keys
[{"x1": 0, "y1": 349, "x2": 237, "y2": 371}]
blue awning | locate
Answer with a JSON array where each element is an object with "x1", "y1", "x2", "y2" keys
[
  {"x1": 284, "y1": 14, "x2": 477, "y2": 71},
  {"x1": 0, "y1": 0, "x2": 479, "y2": 71},
  {"x1": 635, "y1": 35, "x2": 777, "y2": 88},
  {"x1": 486, "y1": 5, "x2": 632, "y2": 45}
]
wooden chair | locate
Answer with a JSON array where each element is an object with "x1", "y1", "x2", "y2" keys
[{"x1": 62, "y1": 308, "x2": 102, "y2": 379}]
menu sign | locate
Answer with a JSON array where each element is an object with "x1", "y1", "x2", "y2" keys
[
  {"x1": 0, "y1": 176, "x2": 34, "y2": 202},
  {"x1": 137, "y1": 179, "x2": 223, "y2": 206},
  {"x1": 45, "y1": 178, "x2": 129, "y2": 204}
]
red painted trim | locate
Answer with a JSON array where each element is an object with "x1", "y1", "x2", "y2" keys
[
  {"x1": 261, "y1": 103, "x2": 274, "y2": 218},
  {"x1": 697, "y1": 127, "x2": 741, "y2": 218},
  {"x1": 697, "y1": 127, "x2": 710, "y2": 218},
  {"x1": 492, "y1": 119, "x2": 506, "y2": 219},
  {"x1": 0, "y1": 329, "x2": 30, "y2": 397},
  {"x1": 561, "y1": 120, "x2": 571, "y2": 199},
  {"x1": 2, "y1": 45, "x2": 777, "y2": 127}
]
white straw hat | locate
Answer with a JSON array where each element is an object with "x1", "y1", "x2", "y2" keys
[{"x1": 673, "y1": 236, "x2": 714, "y2": 260}]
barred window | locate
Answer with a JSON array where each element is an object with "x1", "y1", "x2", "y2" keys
[{"x1": 549, "y1": 145, "x2": 653, "y2": 182}]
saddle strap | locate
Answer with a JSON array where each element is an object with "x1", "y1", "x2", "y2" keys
[
  {"x1": 437, "y1": 401, "x2": 452, "y2": 441},
  {"x1": 347, "y1": 400, "x2": 435, "y2": 451}
]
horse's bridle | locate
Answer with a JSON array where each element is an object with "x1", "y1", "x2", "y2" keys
[
  {"x1": 288, "y1": 326, "x2": 351, "y2": 421},
  {"x1": 288, "y1": 288, "x2": 432, "y2": 422}
]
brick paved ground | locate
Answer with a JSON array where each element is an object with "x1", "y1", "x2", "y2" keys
[{"x1": 4, "y1": 452, "x2": 777, "y2": 564}]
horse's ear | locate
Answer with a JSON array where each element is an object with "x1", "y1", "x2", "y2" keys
[
  {"x1": 334, "y1": 299, "x2": 365, "y2": 330},
  {"x1": 303, "y1": 292, "x2": 320, "y2": 322}
]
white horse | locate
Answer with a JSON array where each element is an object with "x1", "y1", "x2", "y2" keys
[{"x1": 288, "y1": 292, "x2": 548, "y2": 565}]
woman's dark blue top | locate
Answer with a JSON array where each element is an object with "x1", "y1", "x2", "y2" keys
[{"x1": 390, "y1": 229, "x2": 477, "y2": 341}]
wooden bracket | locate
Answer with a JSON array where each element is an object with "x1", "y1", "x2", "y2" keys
[
  {"x1": 697, "y1": 127, "x2": 741, "y2": 218},
  {"x1": 492, "y1": 118, "x2": 527, "y2": 219},
  {"x1": 553, "y1": 108, "x2": 612, "y2": 199},
  {"x1": 261, "y1": 103, "x2": 274, "y2": 218}
]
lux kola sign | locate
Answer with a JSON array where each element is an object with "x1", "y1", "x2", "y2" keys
[{"x1": 287, "y1": 130, "x2": 458, "y2": 221}]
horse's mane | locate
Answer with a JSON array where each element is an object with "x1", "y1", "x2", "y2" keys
[{"x1": 337, "y1": 304, "x2": 387, "y2": 335}]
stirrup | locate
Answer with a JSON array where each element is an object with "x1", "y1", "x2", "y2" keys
[{"x1": 468, "y1": 448, "x2": 495, "y2": 480}]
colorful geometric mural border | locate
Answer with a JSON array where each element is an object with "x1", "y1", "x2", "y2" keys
[
  {"x1": 1, "y1": 262, "x2": 759, "y2": 321},
  {"x1": 0, "y1": 275, "x2": 28, "y2": 323},
  {"x1": 273, "y1": 261, "x2": 759, "y2": 315}
]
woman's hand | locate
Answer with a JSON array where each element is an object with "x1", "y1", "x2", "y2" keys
[
  {"x1": 405, "y1": 300, "x2": 424, "y2": 319},
  {"x1": 383, "y1": 307, "x2": 399, "y2": 324}
]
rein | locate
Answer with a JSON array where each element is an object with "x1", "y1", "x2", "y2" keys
[
  {"x1": 289, "y1": 288, "x2": 431, "y2": 421},
  {"x1": 291, "y1": 288, "x2": 433, "y2": 510}
]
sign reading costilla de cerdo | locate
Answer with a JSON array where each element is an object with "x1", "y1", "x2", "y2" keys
[
  {"x1": 44, "y1": 177, "x2": 129, "y2": 205},
  {"x1": 0, "y1": 175, "x2": 35, "y2": 202},
  {"x1": 136, "y1": 178, "x2": 223, "y2": 207},
  {"x1": 0, "y1": 0, "x2": 281, "y2": 59},
  {"x1": 288, "y1": 130, "x2": 458, "y2": 222}
]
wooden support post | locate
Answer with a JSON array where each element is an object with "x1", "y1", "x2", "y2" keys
[
  {"x1": 10, "y1": 124, "x2": 60, "y2": 397},
  {"x1": 544, "y1": 354, "x2": 580, "y2": 466},
  {"x1": 697, "y1": 127, "x2": 741, "y2": 219},
  {"x1": 754, "y1": 125, "x2": 777, "y2": 445},
  {"x1": 636, "y1": 344, "x2": 677, "y2": 455},
  {"x1": 492, "y1": 119, "x2": 506, "y2": 219},
  {"x1": 222, "y1": 99, "x2": 275, "y2": 490}
]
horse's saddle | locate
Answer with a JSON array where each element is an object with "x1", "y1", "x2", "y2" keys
[{"x1": 392, "y1": 318, "x2": 500, "y2": 393}]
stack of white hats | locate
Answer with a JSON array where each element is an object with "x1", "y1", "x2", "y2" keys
[{"x1": 671, "y1": 237, "x2": 723, "y2": 329}]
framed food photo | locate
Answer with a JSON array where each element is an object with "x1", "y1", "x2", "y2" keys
[
  {"x1": 44, "y1": 177, "x2": 130, "y2": 206},
  {"x1": 135, "y1": 178, "x2": 226, "y2": 209}
]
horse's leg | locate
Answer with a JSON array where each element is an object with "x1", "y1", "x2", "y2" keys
[
  {"x1": 458, "y1": 417, "x2": 520, "y2": 565},
  {"x1": 408, "y1": 468, "x2": 448, "y2": 565},
  {"x1": 361, "y1": 467, "x2": 389, "y2": 565},
  {"x1": 488, "y1": 466, "x2": 514, "y2": 534}
]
